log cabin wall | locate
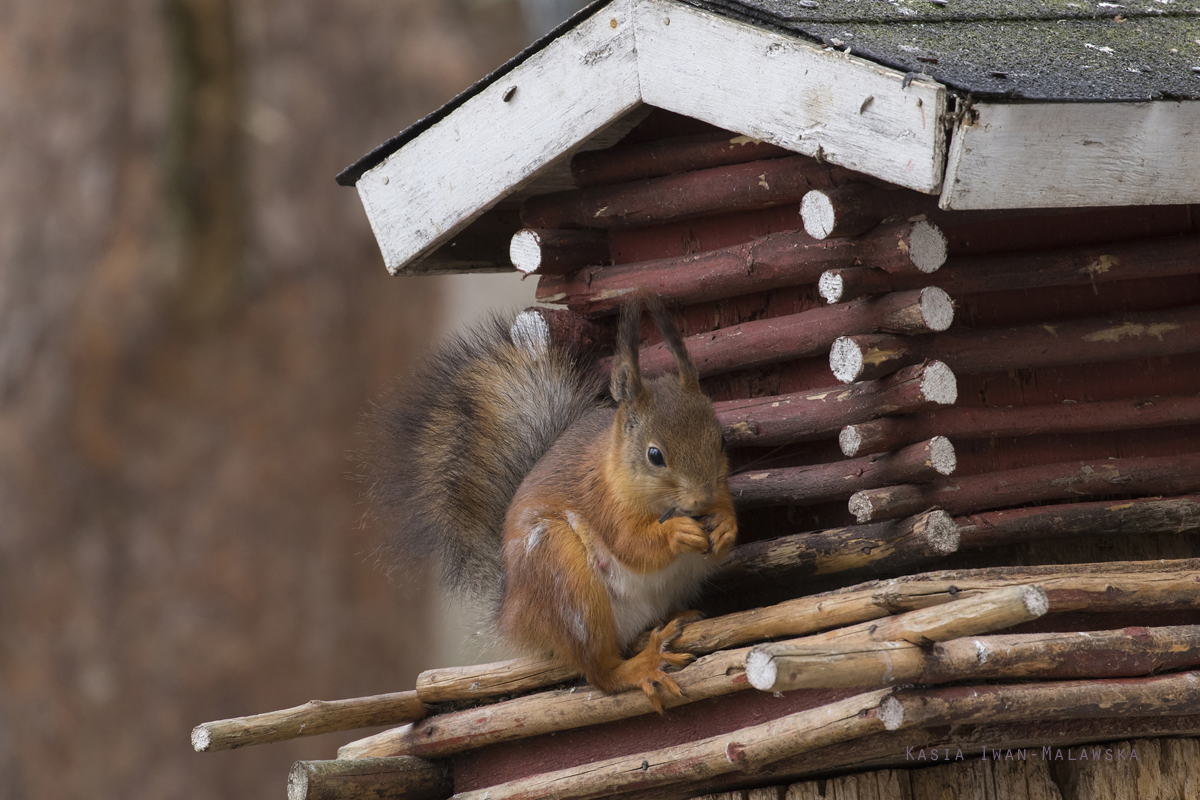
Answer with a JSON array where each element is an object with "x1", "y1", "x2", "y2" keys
[
  {"x1": 412, "y1": 109, "x2": 1200, "y2": 793},
  {"x1": 529, "y1": 109, "x2": 1200, "y2": 594}
]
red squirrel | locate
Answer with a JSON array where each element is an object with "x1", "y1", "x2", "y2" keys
[{"x1": 365, "y1": 298, "x2": 737, "y2": 708}]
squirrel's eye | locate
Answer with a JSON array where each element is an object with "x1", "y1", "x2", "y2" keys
[{"x1": 647, "y1": 446, "x2": 666, "y2": 467}]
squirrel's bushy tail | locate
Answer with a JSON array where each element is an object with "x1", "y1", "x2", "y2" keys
[{"x1": 362, "y1": 313, "x2": 602, "y2": 603}]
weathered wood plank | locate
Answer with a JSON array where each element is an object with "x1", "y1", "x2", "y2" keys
[
  {"x1": 356, "y1": 0, "x2": 642, "y2": 273},
  {"x1": 635, "y1": 0, "x2": 947, "y2": 194},
  {"x1": 941, "y1": 101, "x2": 1200, "y2": 209}
]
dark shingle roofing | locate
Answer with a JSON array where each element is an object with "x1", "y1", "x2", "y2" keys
[{"x1": 692, "y1": 0, "x2": 1200, "y2": 101}]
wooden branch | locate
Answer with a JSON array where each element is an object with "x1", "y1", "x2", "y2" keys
[
  {"x1": 569, "y1": 131, "x2": 791, "y2": 188},
  {"x1": 818, "y1": 232, "x2": 1200, "y2": 303},
  {"x1": 801, "y1": 183, "x2": 937, "y2": 240},
  {"x1": 729, "y1": 436, "x2": 956, "y2": 508},
  {"x1": 191, "y1": 691, "x2": 426, "y2": 752},
  {"x1": 416, "y1": 660, "x2": 578, "y2": 704},
  {"x1": 508, "y1": 228, "x2": 610, "y2": 276},
  {"x1": 341, "y1": 645, "x2": 757, "y2": 760},
  {"x1": 633, "y1": 288, "x2": 953, "y2": 379},
  {"x1": 535, "y1": 222, "x2": 949, "y2": 317},
  {"x1": 287, "y1": 756, "x2": 449, "y2": 800},
  {"x1": 848, "y1": 451, "x2": 1200, "y2": 522},
  {"x1": 746, "y1": 585, "x2": 1049, "y2": 691},
  {"x1": 521, "y1": 154, "x2": 850, "y2": 229},
  {"x1": 747, "y1": 624, "x2": 1200, "y2": 692},
  {"x1": 717, "y1": 510, "x2": 960, "y2": 587},
  {"x1": 830, "y1": 303, "x2": 1200, "y2": 383},
  {"x1": 450, "y1": 689, "x2": 894, "y2": 800},
  {"x1": 717, "y1": 361, "x2": 958, "y2": 448},
  {"x1": 881, "y1": 671, "x2": 1200, "y2": 732},
  {"x1": 839, "y1": 394, "x2": 1200, "y2": 457},
  {"x1": 957, "y1": 494, "x2": 1200, "y2": 549},
  {"x1": 407, "y1": 561, "x2": 1200, "y2": 709}
]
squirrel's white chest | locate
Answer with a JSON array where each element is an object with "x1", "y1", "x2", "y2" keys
[{"x1": 599, "y1": 552, "x2": 714, "y2": 648}]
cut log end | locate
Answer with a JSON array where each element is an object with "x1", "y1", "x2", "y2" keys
[
  {"x1": 801, "y1": 190, "x2": 837, "y2": 240},
  {"x1": 879, "y1": 695, "x2": 905, "y2": 731},
  {"x1": 830, "y1": 336, "x2": 864, "y2": 384},
  {"x1": 286, "y1": 763, "x2": 309, "y2": 800},
  {"x1": 1023, "y1": 585, "x2": 1051, "y2": 618},
  {"x1": 848, "y1": 490, "x2": 876, "y2": 523},
  {"x1": 921, "y1": 360, "x2": 958, "y2": 405},
  {"x1": 839, "y1": 425, "x2": 863, "y2": 458},
  {"x1": 510, "y1": 310, "x2": 551, "y2": 356},
  {"x1": 922, "y1": 509, "x2": 960, "y2": 555},
  {"x1": 745, "y1": 647, "x2": 778, "y2": 692},
  {"x1": 919, "y1": 287, "x2": 955, "y2": 332},
  {"x1": 818, "y1": 270, "x2": 843, "y2": 304},
  {"x1": 909, "y1": 220, "x2": 948, "y2": 274},
  {"x1": 929, "y1": 436, "x2": 957, "y2": 476},
  {"x1": 509, "y1": 229, "x2": 543, "y2": 275},
  {"x1": 191, "y1": 724, "x2": 212, "y2": 753}
]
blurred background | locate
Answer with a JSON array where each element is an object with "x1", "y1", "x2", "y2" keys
[{"x1": 0, "y1": 0, "x2": 585, "y2": 796}]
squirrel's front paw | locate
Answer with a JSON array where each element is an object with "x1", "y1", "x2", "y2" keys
[
  {"x1": 664, "y1": 516, "x2": 710, "y2": 555},
  {"x1": 701, "y1": 511, "x2": 738, "y2": 558}
]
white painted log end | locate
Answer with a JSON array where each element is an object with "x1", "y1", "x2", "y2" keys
[
  {"x1": 286, "y1": 763, "x2": 308, "y2": 800},
  {"x1": 848, "y1": 490, "x2": 875, "y2": 523},
  {"x1": 818, "y1": 270, "x2": 844, "y2": 304},
  {"x1": 191, "y1": 724, "x2": 213, "y2": 752},
  {"x1": 879, "y1": 695, "x2": 905, "y2": 731},
  {"x1": 919, "y1": 287, "x2": 954, "y2": 332},
  {"x1": 511, "y1": 310, "x2": 552, "y2": 356},
  {"x1": 801, "y1": 190, "x2": 837, "y2": 240},
  {"x1": 924, "y1": 509, "x2": 960, "y2": 555},
  {"x1": 509, "y1": 229, "x2": 544, "y2": 275},
  {"x1": 909, "y1": 221, "x2": 948, "y2": 273},
  {"x1": 920, "y1": 361, "x2": 958, "y2": 405},
  {"x1": 744, "y1": 647, "x2": 778, "y2": 692},
  {"x1": 839, "y1": 425, "x2": 863, "y2": 458},
  {"x1": 1022, "y1": 585, "x2": 1050, "y2": 619},
  {"x1": 929, "y1": 436, "x2": 957, "y2": 476},
  {"x1": 830, "y1": 336, "x2": 863, "y2": 384}
]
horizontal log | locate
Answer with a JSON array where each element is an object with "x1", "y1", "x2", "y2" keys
[
  {"x1": 830, "y1": 303, "x2": 1200, "y2": 383},
  {"x1": 848, "y1": 452, "x2": 1200, "y2": 523},
  {"x1": 729, "y1": 437, "x2": 956, "y2": 508},
  {"x1": 801, "y1": 183, "x2": 937, "y2": 240},
  {"x1": 191, "y1": 691, "x2": 426, "y2": 752},
  {"x1": 451, "y1": 689, "x2": 894, "y2": 800},
  {"x1": 287, "y1": 756, "x2": 449, "y2": 800},
  {"x1": 514, "y1": 307, "x2": 614, "y2": 360},
  {"x1": 408, "y1": 560, "x2": 1200, "y2": 710},
  {"x1": 522, "y1": 154, "x2": 851, "y2": 229},
  {"x1": 882, "y1": 670, "x2": 1200, "y2": 732},
  {"x1": 746, "y1": 585, "x2": 1049, "y2": 691},
  {"x1": 839, "y1": 394, "x2": 1200, "y2": 457},
  {"x1": 716, "y1": 361, "x2": 958, "y2": 448},
  {"x1": 633, "y1": 716, "x2": 1200, "y2": 800},
  {"x1": 957, "y1": 494, "x2": 1200, "y2": 549},
  {"x1": 819, "y1": 232, "x2": 1200, "y2": 304},
  {"x1": 536, "y1": 222, "x2": 949, "y2": 317},
  {"x1": 508, "y1": 229, "x2": 610, "y2": 276},
  {"x1": 633, "y1": 288, "x2": 953, "y2": 379},
  {"x1": 570, "y1": 131, "x2": 792, "y2": 188},
  {"x1": 717, "y1": 510, "x2": 960, "y2": 587},
  {"x1": 747, "y1": 624, "x2": 1200, "y2": 692}
]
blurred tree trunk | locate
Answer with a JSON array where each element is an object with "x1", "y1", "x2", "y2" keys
[{"x1": 0, "y1": 0, "x2": 528, "y2": 798}]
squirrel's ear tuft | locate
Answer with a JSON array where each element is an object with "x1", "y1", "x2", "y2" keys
[
  {"x1": 646, "y1": 296, "x2": 700, "y2": 392},
  {"x1": 611, "y1": 300, "x2": 646, "y2": 404}
]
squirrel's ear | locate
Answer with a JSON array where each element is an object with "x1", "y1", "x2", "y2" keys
[
  {"x1": 611, "y1": 300, "x2": 646, "y2": 404},
  {"x1": 646, "y1": 296, "x2": 700, "y2": 392}
]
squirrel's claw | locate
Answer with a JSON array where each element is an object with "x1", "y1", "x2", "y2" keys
[{"x1": 666, "y1": 516, "x2": 711, "y2": 555}]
